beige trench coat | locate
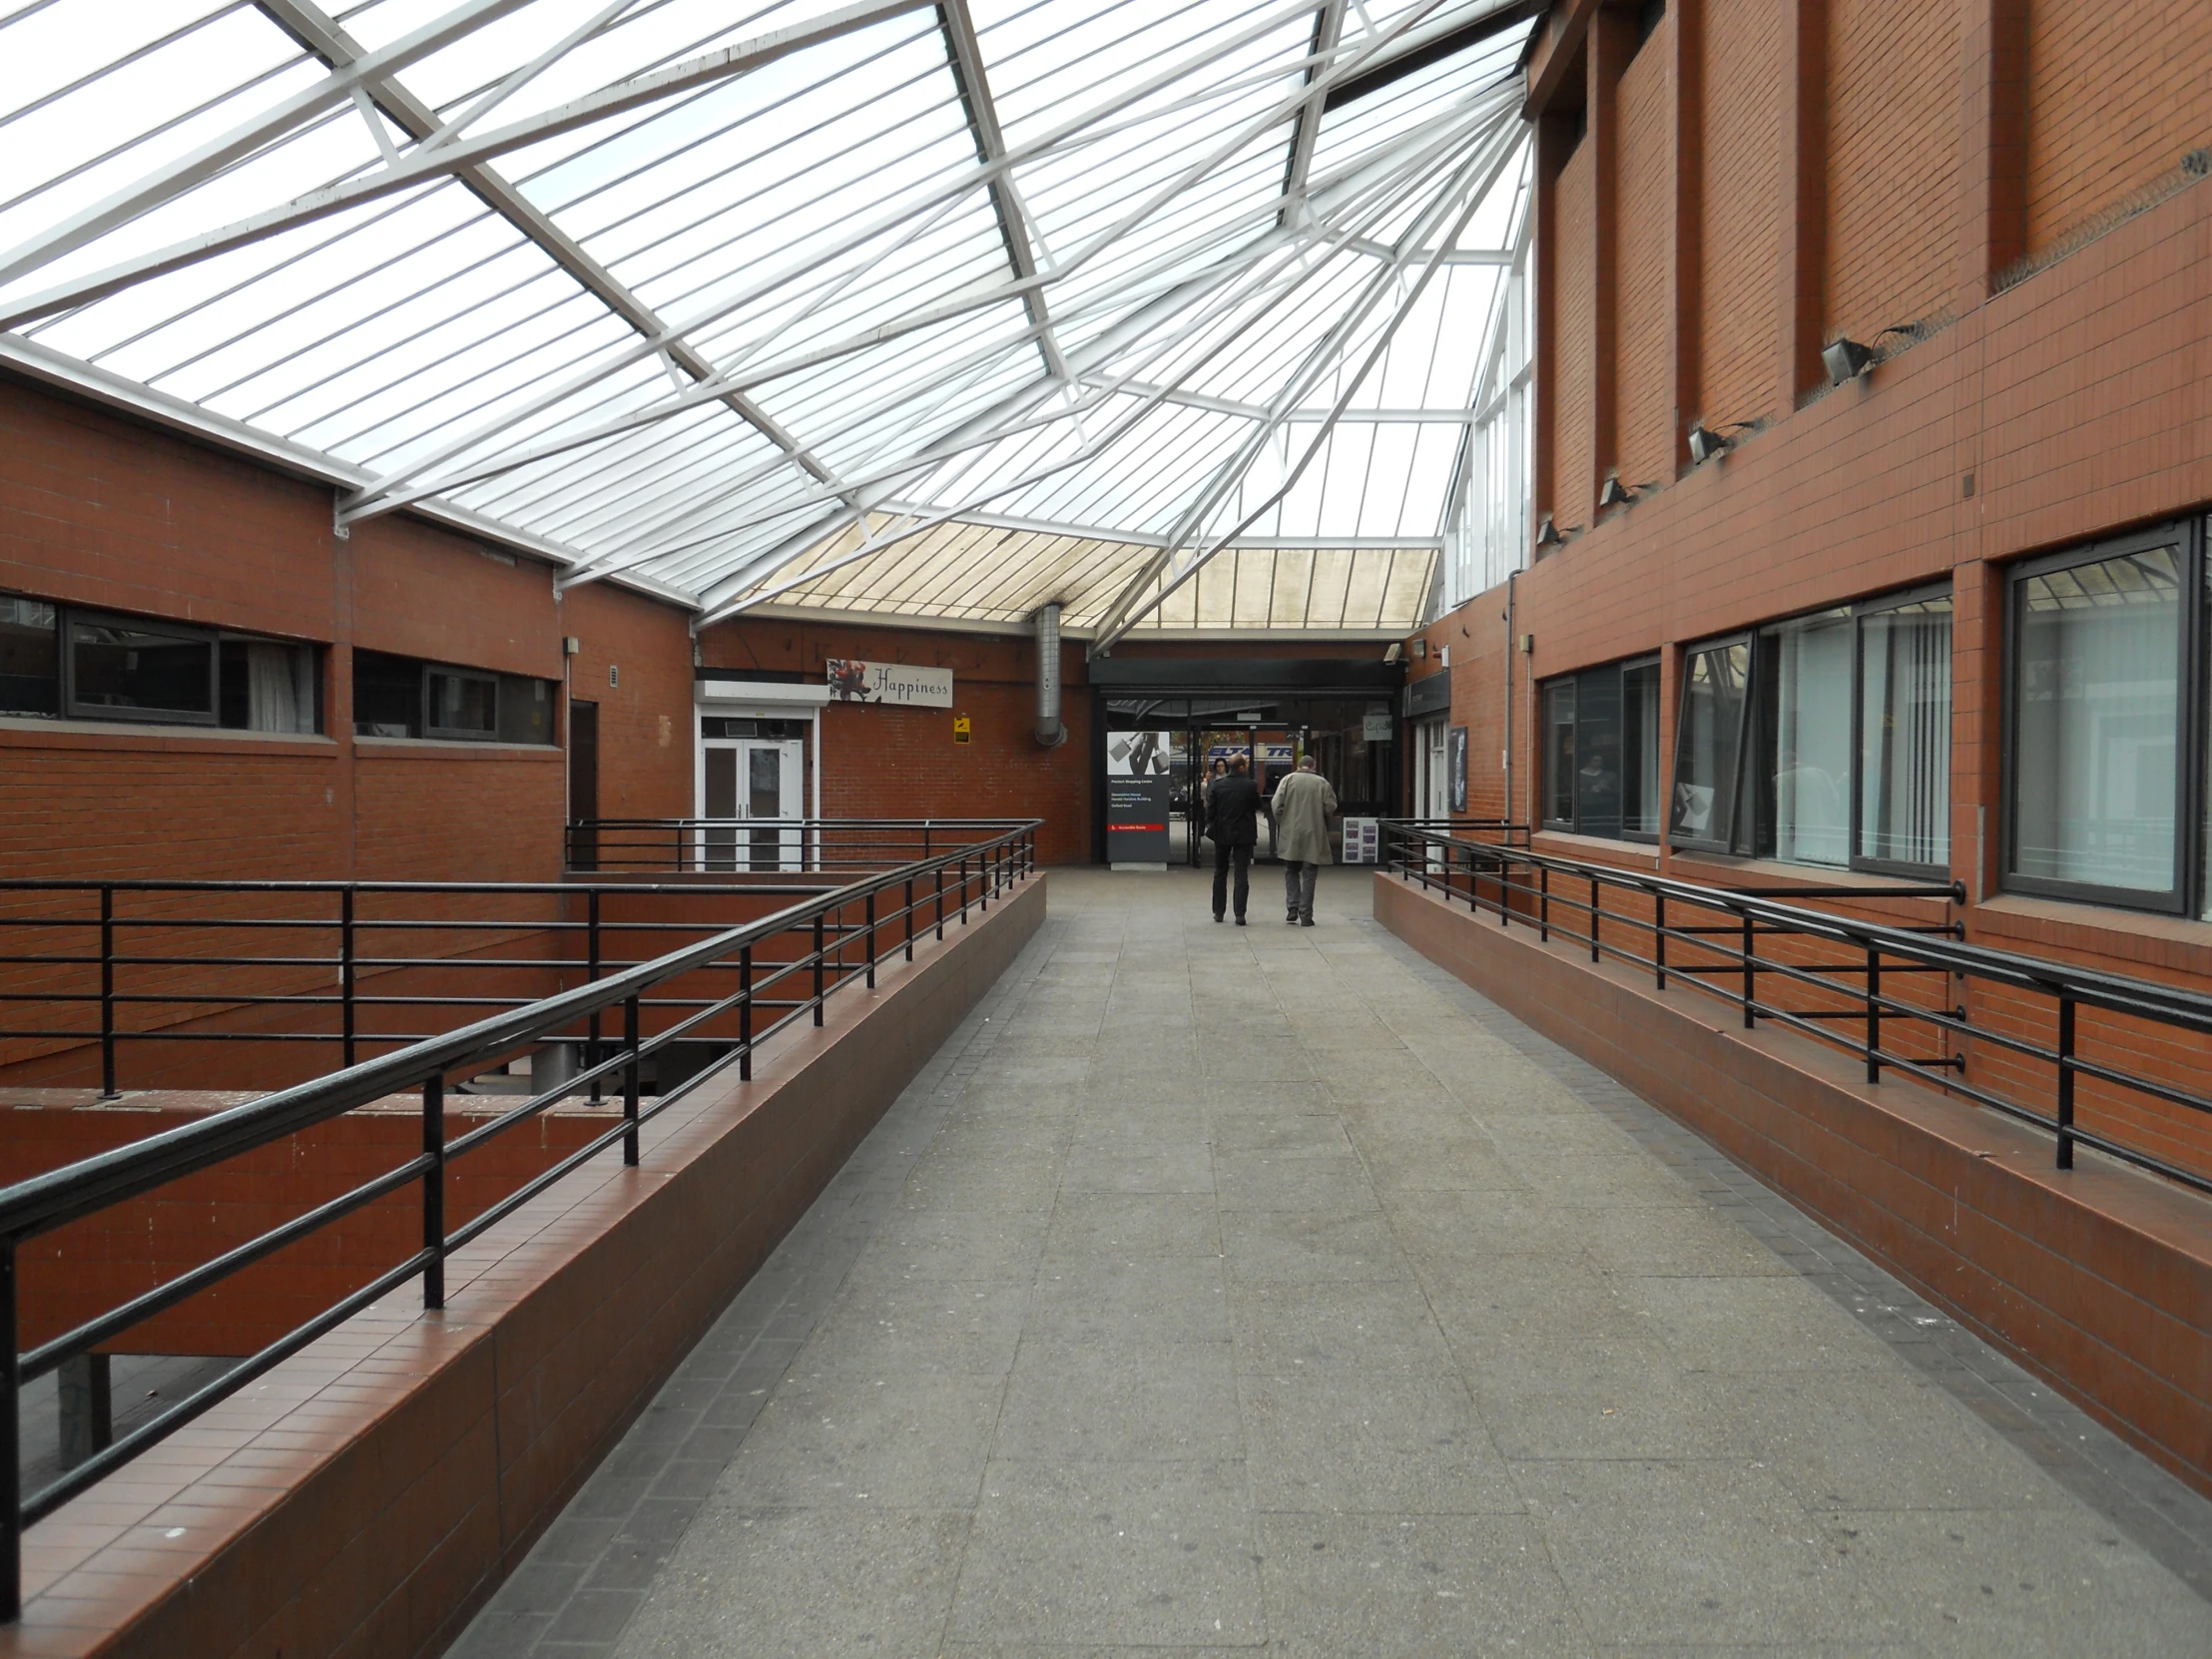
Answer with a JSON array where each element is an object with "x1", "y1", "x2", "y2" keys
[{"x1": 1270, "y1": 770, "x2": 1339, "y2": 863}]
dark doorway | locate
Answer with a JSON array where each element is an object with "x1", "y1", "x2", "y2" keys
[{"x1": 569, "y1": 699, "x2": 599, "y2": 869}]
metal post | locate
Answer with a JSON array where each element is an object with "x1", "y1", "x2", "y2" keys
[
  {"x1": 1866, "y1": 945, "x2": 1882, "y2": 1084},
  {"x1": 1498, "y1": 855, "x2": 1508, "y2": 928},
  {"x1": 587, "y1": 889, "x2": 603, "y2": 1104},
  {"x1": 904, "y1": 876, "x2": 915, "y2": 962},
  {"x1": 2055, "y1": 992, "x2": 2075, "y2": 1170},
  {"x1": 421, "y1": 1074, "x2": 445, "y2": 1310},
  {"x1": 623, "y1": 995, "x2": 641, "y2": 1166},
  {"x1": 935, "y1": 865, "x2": 945, "y2": 940},
  {"x1": 813, "y1": 914, "x2": 826, "y2": 1025},
  {"x1": 340, "y1": 887, "x2": 356, "y2": 1069},
  {"x1": 959, "y1": 857, "x2": 970, "y2": 924},
  {"x1": 739, "y1": 945, "x2": 754, "y2": 1082},
  {"x1": 1539, "y1": 866, "x2": 1549, "y2": 941},
  {"x1": 1589, "y1": 877, "x2": 1600, "y2": 963},
  {"x1": 0, "y1": 1240, "x2": 17, "y2": 1622},
  {"x1": 98, "y1": 885, "x2": 117, "y2": 1099},
  {"x1": 1654, "y1": 891, "x2": 1666, "y2": 989},
  {"x1": 865, "y1": 891, "x2": 876, "y2": 989},
  {"x1": 1741, "y1": 913, "x2": 1756, "y2": 1029}
]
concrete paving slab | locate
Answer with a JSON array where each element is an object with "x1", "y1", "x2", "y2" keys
[{"x1": 455, "y1": 868, "x2": 2212, "y2": 1659}]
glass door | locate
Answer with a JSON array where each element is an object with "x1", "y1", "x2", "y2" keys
[{"x1": 702, "y1": 738, "x2": 804, "y2": 870}]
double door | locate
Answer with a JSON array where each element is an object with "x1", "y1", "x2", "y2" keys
[{"x1": 702, "y1": 738, "x2": 803, "y2": 870}]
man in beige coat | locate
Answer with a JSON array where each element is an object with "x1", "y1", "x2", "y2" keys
[{"x1": 1271, "y1": 756, "x2": 1338, "y2": 926}]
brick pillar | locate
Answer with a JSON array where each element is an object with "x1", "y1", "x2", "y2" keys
[
  {"x1": 1955, "y1": 0, "x2": 2029, "y2": 310},
  {"x1": 1587, "y1": 5, "x2": 1635, "y2": 497},
  {"x1": 1532, "y1": 110, "x2": 1577, "y2": 550},
  {"x1": 1665, "y1": 0, "x2": 1705, "y2": 469},
  {"x1": 1775, "y1": 0, "x2": 1829, "y2": 414}
]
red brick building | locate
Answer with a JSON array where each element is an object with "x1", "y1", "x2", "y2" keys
[{"x1": 1418, "y1": 0, "x2": 2212, "y2": 997}]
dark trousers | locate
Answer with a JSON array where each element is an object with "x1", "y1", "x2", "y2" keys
[
  {"x1": 1212, "y1": 838, "x2": 1253, "y2": 918},
  {"x1": 1284, "y1": 859, "x2": 1319, "y2": 921}
]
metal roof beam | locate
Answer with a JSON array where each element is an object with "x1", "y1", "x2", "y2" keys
[
  {"x1": 251, "y1": 0, "x2": 862, "y2": 523},
  {"x1": 935, "y1": 0, "x2": 1070, "y2": 383},
  {"x1": 0, "y1": 0, "x2": 938, "y2": 329},
  {"x1": 1280, "y1": 0, "x2": 1347, "y2": 228}
]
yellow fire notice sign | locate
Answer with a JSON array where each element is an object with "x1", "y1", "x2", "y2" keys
[{"x1": 952, "y1": 714, "x2": 972, "y2": 744}]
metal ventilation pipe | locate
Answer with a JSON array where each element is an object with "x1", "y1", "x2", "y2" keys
[{"x1": 1034, "y1": 602, "x2": 1065, "y2": 746}]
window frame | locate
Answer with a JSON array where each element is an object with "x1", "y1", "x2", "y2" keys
[
  {"x1": 1666, "y1": 632, "x2": 1755, "y2": 856},
  {"x1": 1539, "y1": 652, "x2": 1663, "y2": 843},
  {"x1": 423, "y1": 665, "x2": 501, "y2": 741},
  {"x1": 1847, "y1": 583, "x2": 1955, "y2": 882},
  {"x1": 63, "y1": 609, "x2": 220, "y2": 727},
  {"x1": 2000, "y1": 520, "x2": 2201, "y2": 916},
  {"x1": 1669, "y1": 583, "x2": 1957, "y2": 878}
]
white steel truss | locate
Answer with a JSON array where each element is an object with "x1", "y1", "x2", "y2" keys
[{"x1": 0, "y1": 0, "x2": 1535, "y2": 635}]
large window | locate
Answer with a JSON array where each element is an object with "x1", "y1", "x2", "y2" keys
[
  {"x1": 353, "y1": 650, "x2": 556, "y2": 744},
  {"x1": 2006, "y1": 523, "x2": 2195, "y2": 911},
  {"x1": 1671, "y1": 587, "x2": 1952, "y2": 875},
  {"x1": 0, "y1": 592, "x2": 317, "y2": 733},
  {"x1": 1541, "y1": 656, "x2": 1661, "y2": 839}
]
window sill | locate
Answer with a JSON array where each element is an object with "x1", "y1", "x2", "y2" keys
[
  {"x1": 1532, "y1": 830, "x2": 1660, "y2": 867},
  {"x1": 1973, "y1": 892, "x2": 2212, "y2": 973},
  {"x1": 1667, "y1": 851, "x2": 1943, "y2": 895},
  {"x1": 352, "y1": 736, "x2": 563, "y2": 760},
  {"x1": 0, "y1": 716, "x2": 333, "y2": 753}
]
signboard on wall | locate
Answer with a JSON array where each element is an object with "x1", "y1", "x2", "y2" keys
[
  {"x1": 1448, "y1": 725, "x2": 1468, "y2": 814},
  {"x1": 825, "y1": 659, "x2": 953, "y2": 707}
]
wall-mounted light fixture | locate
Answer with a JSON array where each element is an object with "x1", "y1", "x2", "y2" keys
[
  {"x1": 1687, "y1": 422, "x2": 1751, "y2": 466},
  {"x1": 1822, "y1": 324, "x2": 1918, "y2": 387},
  {"x1": 1383, "y1": 642, "x2": 1403, "y2": 664},
  {"x1": 1597, "y1": 473, "x2": 1639, "y2": 509},
  {"x1": 1535, "y1": 515, "x2": 1575, "y2": 548}
]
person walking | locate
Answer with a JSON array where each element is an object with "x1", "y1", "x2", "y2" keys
[
  {"x1": 1271, "y1": 755, "x2": 1338, "y2": 926},
  {"x1": 1205, "y1": 755, "x2": 1262, "y2": 924}
]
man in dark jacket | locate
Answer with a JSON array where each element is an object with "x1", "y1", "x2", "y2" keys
[{"x1": 1205, "y1": 755, "x2": 1263, "y2": 924}]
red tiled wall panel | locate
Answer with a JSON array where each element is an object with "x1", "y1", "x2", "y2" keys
[
  {"x1": 1614, "y1": 16, "x2": 1674, "y2": 491},
  {"x1": 2025, "y1": 0, "x2": 2212, "y2": 252},
  {"x1": 1551, "y1": 142, "x2": 1597, "y2": 527},
  {"x1": 1697, "y1": 0, "x2": 1784, "y2": 428},
  {"x1": 1825, "y1": 0, "x2": 1961, "y2": 343}
]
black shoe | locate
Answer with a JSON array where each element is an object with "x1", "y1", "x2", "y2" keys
[
  {"x1": 1213, "y1": 912, "x2": 1224, "y2": 923},
  {"x1": 1300, "y1": 917, "x2": 1316, "y2": 926},
  {"x1": 1285, "y1": 914, "x2": 1299, "y2": 924},
  {"x1": 1235, "y1": 916, "x2": 1247, "y2": 926}
]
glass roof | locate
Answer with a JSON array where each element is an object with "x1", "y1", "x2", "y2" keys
[{"x1": 0, "y1": 0, "x2": 1531, "y2": 645}]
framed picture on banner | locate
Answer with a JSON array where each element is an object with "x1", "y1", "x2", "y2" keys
[{"x1": 1448, "y1": 725, "x2": 1468, "y2": 814}]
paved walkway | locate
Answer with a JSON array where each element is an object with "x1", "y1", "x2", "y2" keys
[{"x1": 457, "y1": 867, "x2": 2212, "y2": 1657}]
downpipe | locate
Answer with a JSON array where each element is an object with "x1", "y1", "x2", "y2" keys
[{"x1": 1034, "y1": 602, "x2": 1066, "y2": 747}]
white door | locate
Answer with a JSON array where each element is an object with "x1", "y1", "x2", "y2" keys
[
  {"x1": 1421, "y1": 720, "x2": 1449, "y2": 819},
  {"x1": 701, "y1": 739, "x2": 804, "y2": 870}
]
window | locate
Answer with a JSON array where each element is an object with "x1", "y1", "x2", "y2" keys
[
  {"x1": 0, "y1": 597, "x2": 59, "y2": 716},
  {"x1": 1541, "y1": 656, "x2": 1661, "y2": 839},
  {"x1": 0, "y1": 591, "x2": 317, "y2": 732},
  {"x1": 353, "y1": 650, "x2": 557, "y2": 744},
  {"x1": 1671, "y1": 586, "x2": 1952, "y2": 875},
  {"x1": 2006, "y1": 524, "x2": 2194, "y2": 911}
]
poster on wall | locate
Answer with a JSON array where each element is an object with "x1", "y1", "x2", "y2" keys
[
  {"x1": 825, "y1": 658, "x2": 953, "y2": 707},
  {"x1": 1448, "y1": 725, "x2": 1468, "y2": 814},
  {"x1": 1341, "y1": 818, "x2": 1380, "y2": 863}
]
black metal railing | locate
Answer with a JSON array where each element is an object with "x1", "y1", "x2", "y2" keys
[
  {"x1": 567, "y1": 818, "x2": 1027, "y2": 873},
  {"x1": 1383, "y1": 822, "x2": 2212, "y2": 1201},
  {"x1": 0, "y1": 822, "x2": 1039, "y2": 1095},
  {"x1": 0, "y1": 819, "x2": 1037, "y2": 1616}
]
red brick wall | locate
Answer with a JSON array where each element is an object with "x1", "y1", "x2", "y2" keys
[
  {"x1": 1551, "y1": 140, "x2": 1597, "y2": 525},
  {"x1": 561, "y1": 582, "x2": 694, "y2": 822},
  {"x1": 1613, "y1": 15, "x2": 1674, "y2": 491},
  {"x1": 1825, "y1": 0, "x2": 1962, "y2": 344},
  {"x1": 2025, "y1": 0, "x2": 2212, "y2": 251},
  {"x1": 698, "y1": 618, "x2": 1093, "y2": 863},
  {"x1": 1697, "y1": 0, "x2": 1784, "y2": 429}
]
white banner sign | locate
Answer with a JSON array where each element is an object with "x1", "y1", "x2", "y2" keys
[{"x1": 825, "y1": 658, "x2": 953, "y2": 707}]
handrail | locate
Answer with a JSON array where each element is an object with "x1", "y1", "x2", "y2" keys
[
  {"x1": 1382, "y1": 822, "x2": 2212, "y2": 1199},
  {"x1": 0, "y1": 818, "x2": 1040, "y2": 1617}
]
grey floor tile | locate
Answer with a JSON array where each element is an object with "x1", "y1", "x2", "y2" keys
[{"x1": 993, "y1": 1340, "x2": 1242, "y2": 1462}]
